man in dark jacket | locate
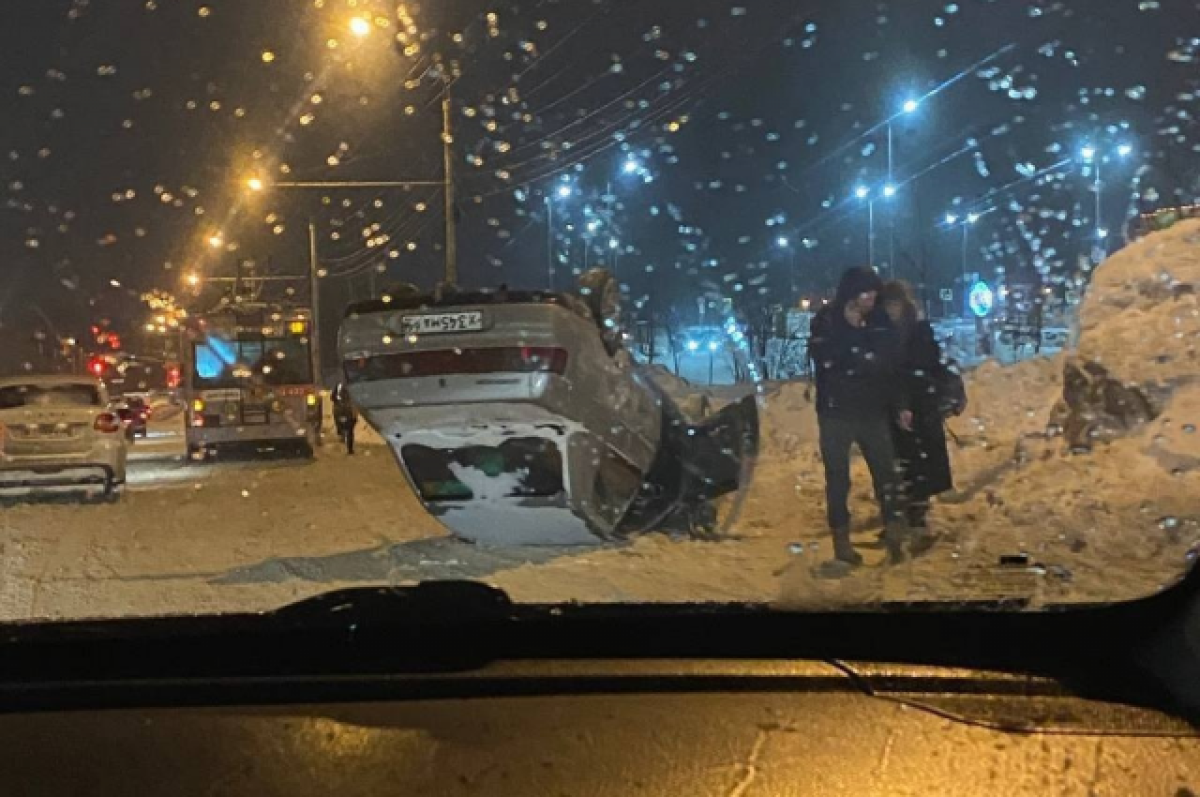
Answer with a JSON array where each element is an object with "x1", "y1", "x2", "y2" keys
[
  {"x1": 331, "y1": 383, "x2": 358, "y2": 455},
  {"x1": 810, "y1": 267, "x2": 911, "y2": 566}
]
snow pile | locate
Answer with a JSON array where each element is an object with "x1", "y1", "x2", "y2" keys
[{"x1": 1076, "y1": 218, "x2": 1200, "y2": 391}]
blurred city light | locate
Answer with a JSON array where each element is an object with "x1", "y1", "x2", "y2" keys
[
  {"x1": 349, "y1": 17, "x2": 372, "y2": 37},
  {"x1": 902, "y1": 98, "x2": 920, "y2": 114},
  {"x1": 776, "y1": 236, "x2": 790, "y2": 248},
  {"x1": 854, "y1": 185, "x2": 870, "y2": 199},
  {"x1": 1117, "y1": 144, "x2": 1133, "y2": 158},
  {"x1": 882, "y1": 183, "x2": 897, "y2": 198},
  {"x1": 1081, "y1": 145, "x2": 1097, "y2": 161},
  {"x1": 247, "y1": 177, "x2": 265, "y2": 192},
  {"x1": 556, "y1": 184, "x2": 573, "y2": 199},
  {"x1": 945, "y1": 213, "x2": 959, "y2": 225}
]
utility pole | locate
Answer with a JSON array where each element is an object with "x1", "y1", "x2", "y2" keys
[
  {"x1": 545, "y1": 196, "x2": 555, "y2": 289},
  {"x1": 442, "y1": 88, "x2": 458, "y2": 286},
  {"x1": 307, "y1": 220, "x2": 322, "y2": 387}
]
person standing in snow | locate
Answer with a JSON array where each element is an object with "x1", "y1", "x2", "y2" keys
[
  {"x1": 809, "y1": 267, "x2": 913, "y2": 566},
  {"x1": 879, "y1": 280, "x2": 953, "y2": 533},
  {"x1": 331, "y1": 383, "x2": 358, "y2": 456}
]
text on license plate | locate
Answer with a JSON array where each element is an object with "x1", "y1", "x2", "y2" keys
[{"x1": 400, "y1": 312, "x2": 484, "y2": 335}]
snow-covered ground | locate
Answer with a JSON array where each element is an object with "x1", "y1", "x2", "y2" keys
[{"x1": 1, "y1": 222, "x2": 1198, "y2": 621}]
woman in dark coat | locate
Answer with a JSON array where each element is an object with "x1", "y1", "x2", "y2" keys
[{"x1": 879, "y1": 281, "x2": 954, "y2": 528}]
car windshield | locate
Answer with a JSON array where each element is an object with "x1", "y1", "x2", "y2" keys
[
  {"x1": 192, "y1": 335, "x2": 313, "y2": 388},
  {"x1": 0, "y1": 384, "x2": 101, "y2": 409},
  {"x1": 0, "y1": 0, "x2": 1197, "y2": 624}
]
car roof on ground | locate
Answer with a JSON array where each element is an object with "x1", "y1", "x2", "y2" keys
[{"x1": 0, "y1": 374, "x2": 103, "y2": 389}]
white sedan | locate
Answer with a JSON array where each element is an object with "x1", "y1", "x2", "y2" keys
[{"x1": 0, "y1": 375, "x2": 128, "y2": 501}]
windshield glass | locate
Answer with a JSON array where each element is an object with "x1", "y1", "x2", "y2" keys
[
  {"x1": 0, "y1": 384, "x2": 101, "y2": 409},
  {"x1": 0, "y1": 0, "x2": 1197, "y2": 623},
  {"x1": 192, "y1": 336, "x2": 312, "y2": 388}
]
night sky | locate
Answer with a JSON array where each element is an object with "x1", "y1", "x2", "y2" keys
[{"x1": 2, "y1": 0, "x2": 1197, "y2": 366}]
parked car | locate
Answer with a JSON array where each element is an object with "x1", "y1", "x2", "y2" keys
[
  {"x1": 0, "y1": 375, "x2": 128, "y2": 501},
  {"x1": 339, "y1": 288, "x2": 758, "y2": 546},
  {"x1": 110, "y1": 395, "x2": 150, "y2": 441}
]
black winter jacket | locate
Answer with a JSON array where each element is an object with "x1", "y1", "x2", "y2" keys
[{"x1": 809, "y1": 305, "x2": 908, "y2": 420}]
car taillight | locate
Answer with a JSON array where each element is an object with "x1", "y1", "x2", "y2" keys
[{"x1": 94, "y1": 413, "x2": 122, "y2": 434}]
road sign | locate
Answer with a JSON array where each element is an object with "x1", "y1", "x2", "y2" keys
[{"x1": 939, "y1": 288, "x2": 954, "y2": 301}]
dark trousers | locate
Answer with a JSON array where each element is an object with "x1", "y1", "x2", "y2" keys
[
  {"x1": 818, "y1": 413, "x2": 904, "y2": 530},
  {"x1": 336, "y1": 419, "x2": 356, "y2": 454}
]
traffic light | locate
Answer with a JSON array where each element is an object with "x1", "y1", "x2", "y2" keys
[{"x1": 88, "y1": 357, "x2": 106, "y2": 378}]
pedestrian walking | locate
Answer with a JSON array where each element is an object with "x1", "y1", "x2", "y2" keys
[
  {"x1": 810, "y1": 267, "x2": 914, "y2": 566},
  {"x1": 879, "y1": 281, "x2": 954, "y2": 533},
  {"x1": 331, "y1": 383, "x2": 358, "y2": 456}
]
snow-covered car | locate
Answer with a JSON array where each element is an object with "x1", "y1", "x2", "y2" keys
[
  {"x1": 339, "y1": 288, "x2": 758, "y2": 545},
  {"x1": 0, "y1": 375, "x2": 128, "y2": 501}
]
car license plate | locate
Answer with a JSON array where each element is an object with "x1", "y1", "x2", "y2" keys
[{"x1": 400, "y1": 312, "x2": 484, "y2": 335}]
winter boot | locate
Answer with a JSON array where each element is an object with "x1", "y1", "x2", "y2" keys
[
  {"x1": 831, "y1": 526, "x2": 863, "y2": 566},
  {"x1": 880, "y1": 521, "x2": 911, "y2": 565}
]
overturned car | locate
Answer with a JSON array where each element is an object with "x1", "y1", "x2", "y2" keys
[{"x1": 338, "y1": 280, "x2": 758, "y2": 546}]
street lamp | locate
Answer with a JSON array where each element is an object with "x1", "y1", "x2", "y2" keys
[
  {"x1": 621, "y1": 157, "x2": 640, "y2": 175},
  {"x1": 776, "y1": 235, "x2": 797, "y2": 301},
  {"x1": 902, "y1": 98, "x2": 920, "y2": 114},
  {"x1": 349, "y1": 17, "x2": 372, "y2": 37},
  {"x1": 207, "y1": 234, "x2": 224, "y2": 249},
  {"x1": 947, "y1": 211, "x2": 979, "y2": 318},
  {"x1": 854, "y1": 186, "x2": 875, "y2": 269},
  {"x1": 545, "y1": 184, "x2": 573, "y2": 290},
  {"x1": 1081, "y1": 143, "x2": 1133, "y2": 257},
  {"x1": 882, "y1": 183, "x2": 897, "y2": 198},
  {"x1": 246, "y1": 177, "x2": 266, "y2": 192}
]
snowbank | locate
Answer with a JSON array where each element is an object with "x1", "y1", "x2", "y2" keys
[{"x1": 1077, "y1": 218, "x2": 1200, "y2": 390}]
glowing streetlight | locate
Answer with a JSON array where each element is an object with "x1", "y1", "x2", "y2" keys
[
  {"x1": 621, "y1": 157, "x2": 640, "y2": 175},
  {"x1": 207, "y1": 234, "x2": 224, "y2": 249},
  {"x1": 854, "y1": 185, "x2": 870, "y2": 200},
  {"x1": 247, "y1": 177, "x2": 266, "y2": 192},
  {"x1": 185, "y1": 273, "x2": 201, "y2": 287},
  {"x1": 967, "y1": 212, "x2": 980, "y2": 224},
  {"x1": 1080, "y1": 145, "x2": 1097, "y2": 161},
  {"x1": 776, "y1": 235, "x2": 789, "y2": 248},
  {"x1": 945, "y1": 213, "x2": 959, "y2": 226},
  {"x1": 556, "y1": 184, "x2": 573, "y2": 199},
  {"x1": 902, "y1": 98, "x2": 920, "y2": 114},
  {"x1": 608, "y1": 237, "x2": 620, "y2": 250},
  {"x1": 349, "y1": 17, "x2": 372, "y2": 37},
  {"x1": 1117, "y1": 143, "x2": 1133, "y2": 158},
  {"x1": 882, "y1": 183, "x2": 897, "y2": 198}
]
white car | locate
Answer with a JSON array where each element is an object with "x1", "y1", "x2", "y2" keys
[{"x1": 0, "y1": 375, "x2": 128, "y2": 501}]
